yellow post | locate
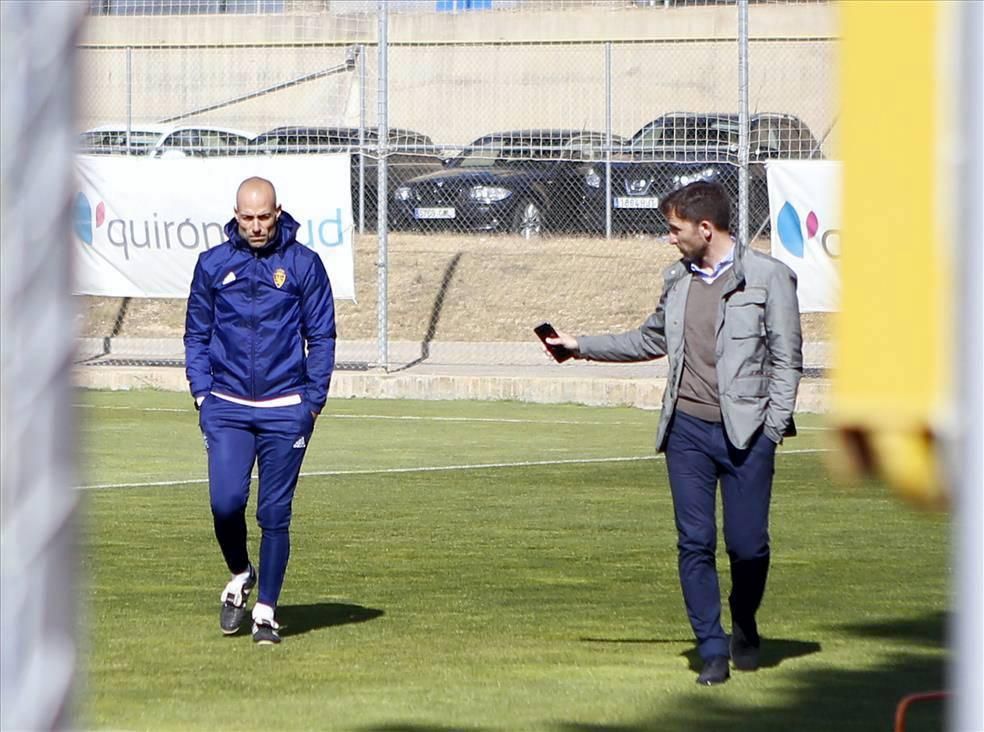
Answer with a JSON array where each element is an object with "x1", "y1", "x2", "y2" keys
[{"x1": 831, "y1": 0, "x2": 953, "y2": 505}]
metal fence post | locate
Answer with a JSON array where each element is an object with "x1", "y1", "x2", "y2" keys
[
  {"x1": 358, "y1": 42, "x2": 366, "y2": 235},
  {"x1": 376, "y1": 2, "x2": 389, "y2": 371},
  {"x1": 125, "y1": 46, "x2": 132, "y2": 156},
  {"x1": 737, "y1": 0, "x2": 749, "y2": 250},
  {"x1": 605, "y1": 41, "x2": 613, "y2": 241}
]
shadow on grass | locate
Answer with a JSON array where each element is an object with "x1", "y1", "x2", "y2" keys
[
  {"x1": 277, "y1": 602, "x2": 384, "y2": 637},
  {"x1": 580, "y1": 637, "x2": 694, "y2": 645},
  {"x1": 556, "y1": 611, "x2": 947, "y2": 732},
  {"x1": 679, "y1": 638, "x2": 822, "y2": 673},
  {"x1": 365, "y1": 726, "x2": 492, "y2": 732}
]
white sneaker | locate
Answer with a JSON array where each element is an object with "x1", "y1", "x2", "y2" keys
[{"x1": 251, "y1": 603, "x2": 281, "y2": 645}]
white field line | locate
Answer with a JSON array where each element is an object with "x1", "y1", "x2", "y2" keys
[
  {"x1": 72, "y1": 403, "x2": 835, "y2": 430},
  {"x1": 73, "y1": 403, "x2": 639, "y2": 426},
  {"x1": 75, "y1": 404, "x2": 189, "y2": 413},
  {"x1": 76, "y1": 448, "x2": 834, "y2": 491}
]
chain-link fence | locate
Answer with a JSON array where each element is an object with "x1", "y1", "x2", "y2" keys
[{"x1": 76, "y1": 0, "x2": 836, "y2": 373}]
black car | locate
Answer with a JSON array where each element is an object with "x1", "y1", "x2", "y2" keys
[
  {"x1": 391, "y1": 129, "x2": 625, "y2": 239},
  {"x1": 251, "y1": 126, "x2": 444, "y2": 228},
  {"x1": 581, "y1": 113, "x2": 822, "y2": 236}
]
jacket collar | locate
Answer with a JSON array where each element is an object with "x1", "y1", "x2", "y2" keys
[
  {"x1": 673, "y1": 237, "x2": 746, "y2": 292},
  {"x1": 719, "y1": 238, "x2": 747, "y2": 295},
  {"x1": 225, "y1": 210, "x2": 300, "y2": 255}
]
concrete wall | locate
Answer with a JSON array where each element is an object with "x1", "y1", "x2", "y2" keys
[
  {"x1": 78, "y1": 3, "x2": 839, "y2": 150},
  {"x1": 74, "y1": 364, "x2": 833, "y2": 413}
]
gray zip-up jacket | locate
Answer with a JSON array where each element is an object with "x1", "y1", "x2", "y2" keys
[{"x1": 577, "y1": 248, "x2": 803, "y2": 451}]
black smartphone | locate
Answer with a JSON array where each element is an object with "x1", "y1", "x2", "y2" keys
[{"x1": 534, "y1": 322, "x2": 574, "y2": 363}]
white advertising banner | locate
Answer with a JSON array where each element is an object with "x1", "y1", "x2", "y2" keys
[
  {"x1": 73, "y1": 155, "x2": 355, "y2": 300},
  {"x1": 767, "y1": 160, "x2": 842, "y2": 312}
]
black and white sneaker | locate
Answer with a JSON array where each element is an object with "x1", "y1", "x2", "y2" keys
[
  {"x1": 218, "y1": 565, "x2": 256, "y2": 635},
  {"x1": 251, "y1": 602, "x2": 281, "y2": 645},
  {"x1": 252, "y1": 618, "x2": 281, "y2": 645},
  {"x1": 253, "y1": 620, "x2": 280, "y2": 646}
]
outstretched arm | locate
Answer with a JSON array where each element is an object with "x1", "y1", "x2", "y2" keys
[{"x1": 567, "y1": 285, "x2": 670, "y2": 363}]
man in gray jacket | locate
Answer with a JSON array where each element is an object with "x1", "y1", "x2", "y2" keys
[{"x1": 547, "y1": 181, "x2": 802, "y2": 686}]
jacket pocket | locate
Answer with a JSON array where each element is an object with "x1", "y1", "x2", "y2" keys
[
  {"x1": 197, "y1": 393, "x2": 211, "y2": 430},
  {"x1": 727, "y1": 288, "x2": 767, "y2": 338},
  {"x1": 730, "y1": 375, "x2": 769, "y2": 400},
  {"x1": 300, "y1": 400, "x2": 317, "y2": 435}
]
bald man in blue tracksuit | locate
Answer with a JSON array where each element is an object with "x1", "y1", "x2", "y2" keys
[{"x1": 184, "y1": 176, "x2": 335, "y2": 645}]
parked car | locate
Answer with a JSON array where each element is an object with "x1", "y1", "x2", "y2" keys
[
  {"x1": 77, "y1": 124, "x2": 172, "y2": 155},
  {"x1": 391, "y1": 129, "x2": 626, "y2": 238},
  {"x1": 250, "y1": 126, "x2": 444, "y2": 228},
  {"x1": 77, "y1": 124, "x2": 254, "y2": 157},
  {"x1": 148, "y1": 126, "x2": 253, "y2": 157},
  {"x1": 581, "y1": 112, "x2": 822, "y2": 236}
]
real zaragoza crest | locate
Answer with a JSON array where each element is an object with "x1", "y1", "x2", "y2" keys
[{"x1": 273, "y1": 267, "x2": 287, "y2": 289}]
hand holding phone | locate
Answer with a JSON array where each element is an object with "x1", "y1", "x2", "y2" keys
[{"x1": 534, "y1": 322, "x2": 575, "y2": 363}]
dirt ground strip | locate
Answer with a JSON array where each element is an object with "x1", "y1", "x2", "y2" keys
[{"x1": 78, "y1": 231, "x2": 832, "y2": 344}]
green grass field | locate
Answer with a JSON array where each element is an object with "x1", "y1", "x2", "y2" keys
[{"x1": 78, "y1": 390, "x2": 948, "y2": 731}]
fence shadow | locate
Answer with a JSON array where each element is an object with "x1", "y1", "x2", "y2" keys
[
  {"x1": 555, "y1": 611, "x2": 947, "y2": 732},
  {"x1": 348, "y1": 613, "x2": 943, "y2": 732},
  {"x1": 390, "y1": 251, "x2": 463, "y2": 372}
]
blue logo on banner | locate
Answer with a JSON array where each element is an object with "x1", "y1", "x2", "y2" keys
[
  {"x1": 776, "y1": 201, "x2": 820, "y2": 259},
  {"x1": 74, "y1": 193, "x2": 93, "y2": 244}
]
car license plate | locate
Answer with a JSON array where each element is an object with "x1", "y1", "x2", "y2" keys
[
  {"x1": 414, "y1": 207, "x2": 456, "y2": 219},
  {"x1": 614, "y1": 196, "x2": 660, "y2": 209}
]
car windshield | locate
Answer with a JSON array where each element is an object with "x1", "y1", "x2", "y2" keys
[
  {"x1": 456, "y1": 144, "x2": 509, "y2": 167},
  {"x1": 78, "y1": 130, "x2": 163, "y2": 150},
  {"x1": 749, "y1": 119, "x2": 821, "y2": 158},
  {"x1": 255, "y1": 134, "x2": 340, "y2": 151},
  {"x1": 629, "y1": 119, "x2": 739, "y2": 153},
  {"x1": 253, "y1": 129, "x2": 431, "y2": 153},
  {"x1": 454, "y1": 135, "x2": 582, "y2": 167}
]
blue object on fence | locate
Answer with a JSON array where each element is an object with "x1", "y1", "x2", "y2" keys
[{"x1": 437, "y1": 0, "x2": 493, "y2": 11}]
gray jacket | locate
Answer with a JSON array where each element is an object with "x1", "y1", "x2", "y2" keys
[{"x1": 578, "y1": 248, "x2": 803, "y2": 451}]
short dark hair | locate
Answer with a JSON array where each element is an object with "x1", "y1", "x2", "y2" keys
[{"x1": 660, "y1": 180, "x2": 731, "y2": 232}]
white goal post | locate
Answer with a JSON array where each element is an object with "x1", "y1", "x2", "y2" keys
[{"x1": 1, "y1": 2, "x2": 87, "y2": 729}]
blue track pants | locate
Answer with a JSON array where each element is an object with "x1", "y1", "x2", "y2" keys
[{"x1": 199, "y1": 395, "x2": 315, "y2": 607}]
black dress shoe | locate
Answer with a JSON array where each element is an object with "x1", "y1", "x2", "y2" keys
[
  {"x1": 696, "y1": 655, "x2": 730, "y2": 686},
  {"x1": 730, "y1": 625, "x2": 761, "y2": 671}
]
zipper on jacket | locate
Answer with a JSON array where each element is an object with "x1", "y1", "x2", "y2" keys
[{"x1": 250, "y1": 252, "x2": 258, "y2": 400}]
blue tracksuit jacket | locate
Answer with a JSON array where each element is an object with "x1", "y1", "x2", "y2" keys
[{"x1": 183, "y1": 211, "x2": 336, "y2": 411}]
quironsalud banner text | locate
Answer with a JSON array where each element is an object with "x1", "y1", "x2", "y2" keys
[{"x1": 73, "y1": 155, "x2": 355, "y2": 300}]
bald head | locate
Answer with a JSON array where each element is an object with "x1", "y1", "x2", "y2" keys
[
  {"x1": 236, "y1": 176, "x2": 277, "y2": 210},
  {"x1": 234, "y1": 177, "x2": 281, "y2": 248}
]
